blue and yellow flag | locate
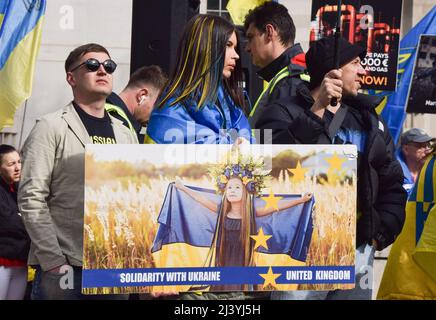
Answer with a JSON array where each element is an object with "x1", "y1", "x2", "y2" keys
[
  {"x1": 226, "y1": 0, "x2": 270, "y2": 26},
  {"x1": 152, "y1": 184, "x2": 314, "y2": 266},
  {"x1": 377, "y1": 154, "x2": 436, "y2": 299},
  {"x1": 0, "y1": 0, "x2": 46, "y2": 130},
  {"x1": 150, "y1": 183, "x2": 314, "y2": 291},
  {"x1": 145, "y1": 86, "x2": 253, "y2": 144},
  {"x1": 371, "y1": 6, "x2": 436, "y2": 144}
]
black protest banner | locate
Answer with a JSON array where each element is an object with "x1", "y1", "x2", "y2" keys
[
  {"x1": 406, "y1": 35, "x2": 436, "y2": 114},
  {"x1": 310, "y1": 0, "x2": 402, "y2": 91}
]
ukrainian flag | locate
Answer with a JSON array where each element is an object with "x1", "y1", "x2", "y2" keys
[
  {"x1": 0, "y1": 0, "x2": 46, "y2": 130},
  {"x1": 226, "y1": 0, "x2": 270, "y2": 26},
  {"x1": 145, "y1": 86, "x2": 253, "y2": 144},
  {"x1": 377, "y1": 153, "x2": 436, "y2": 299},
  {"x1": 151, "y1": 183, "x2": 314, "y2": 292}
]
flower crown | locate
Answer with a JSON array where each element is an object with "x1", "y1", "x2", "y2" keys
[{"x1": 209, "y1": 153, "x2": 269, "y2": 196}]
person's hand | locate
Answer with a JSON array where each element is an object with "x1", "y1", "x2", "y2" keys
[
  {"x1": 235, "y1": 137, "x2": 249, "y2": 146},
  {"x1": 311, "y1": 69, "x2": 343, "y2": 116},
  {"x1": 47, "y1": 264, "x2": 69, "y2": 274},
  {"x1": 232, "y1": 137, "x2": 250, "y2": 150},
  {"x1": 371, "y1": 239, "x2": 379, "y2": 251},
  {"x1": 232, "y1": 137, "x2": 250, "y2": 154},
  {"x1": 174, "y1": 177, "x2": 184, "y2": 190},
  {"x1": 150, "y1": 290, "x2": 179, "y2": 298},
  {"x1": 320, "y1": 69, "x2": 343, "y2": 106},
  {"x1": 301, "y1": 192, "x2": 313, "y2": 203}
]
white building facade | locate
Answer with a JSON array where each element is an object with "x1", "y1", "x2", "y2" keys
[{"x1": 1, "y1": 0, "x2": 434, "y2": 147}]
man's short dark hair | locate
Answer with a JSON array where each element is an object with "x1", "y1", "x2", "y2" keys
[
  {"x1": 65, "y1": 43, "x2": 110, "y2": 72},
  {"x1": 0, "y1": 144, "x2": 17, "y2": 164},
  {"x1": 243, "y1": 2, "x2": 295, "y2": 47},
  {"x1": 126, "y1": 65, "x2": 168, "y2": 91}
]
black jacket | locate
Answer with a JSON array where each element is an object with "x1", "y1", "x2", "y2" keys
[
  {"x1": 255, "y1": 83, "x2": 324, "y2": 144},
  {"x1": 0, "y1": 178, "x2": 30, "y2": 261},
  {"x1": 250, "y1": 44, "x2": 306, "y2": 131},
  {"x1": 257, "y1": 84, "x2": 407, "y2": 250},
  {"x1": 106, "y1": 92, "x2": 144, "y2": 143}
]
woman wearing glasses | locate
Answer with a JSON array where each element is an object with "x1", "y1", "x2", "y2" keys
[{"x1": 145, "y1": 14, "x2": 252, "y2": 144}]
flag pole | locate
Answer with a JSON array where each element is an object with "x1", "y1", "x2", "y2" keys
[
  {"x1": 331, "y1": 0, "x2": 342, "y2": 107},
  {"x1": 18, "y1": 99, "x2": 29, "y2": 148}
]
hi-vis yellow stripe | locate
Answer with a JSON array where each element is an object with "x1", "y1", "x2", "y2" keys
[
  {"x1": 0, "y1": 16, "x2": 44, "y2": 130},
  {"x1": 143, "y1": 134, "x2": 156, "y2": 144},
  {"x1": 151, "y1": 243, "x2": 306, "y2": 292},
  {"x1": 375, "y1": 96, "x2": 388, "y2": 115},
  {"x1": 0, "y1": 14, "x2": 4, "y2": 28}
]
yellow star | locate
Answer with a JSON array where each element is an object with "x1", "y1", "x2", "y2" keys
[
  {"x1": 325, "y1": 152, "x2": 346, "y2": 170},
  {"x1": 250, "y1": 227, "x2": 272, "y2": 250},
  {"x1": 287, "y1": 161, "x2": 308, "y2": 183},
  {"x1": 261, "y1": 189, "x2": 283, "y2": 211},
  {"x1": 259, "y1": 267, "x2": 281, "y2": 289}
]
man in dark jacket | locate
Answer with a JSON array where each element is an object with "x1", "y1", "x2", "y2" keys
[
  {"x1": 106, "y1": 65, "x2": 167, "y2": 143},
  {"x1": 267, "y1": 37, "x2": 407, "y2": 300},
  {"x1": 243, "y1": 2, "x2": 308, "y2": 131}
]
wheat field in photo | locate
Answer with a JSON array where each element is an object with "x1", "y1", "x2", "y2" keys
[{"x1": 83, "y1": 157, "x2": 356, "y2": 295}]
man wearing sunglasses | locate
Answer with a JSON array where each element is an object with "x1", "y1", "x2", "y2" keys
[
  {"x1": 397, "y1": 128, "x2": 435, "y2": 196},
  {"x1": 18, "y1": 43, "x2": 138, "y2": 300}
]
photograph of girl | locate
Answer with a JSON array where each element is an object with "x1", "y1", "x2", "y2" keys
[
  {"x1": 82, "y1": 144, "x2": 357, "y2": 295},
  {"x1": 152, "y1": 152, "x2": 314, "y2": 291}
]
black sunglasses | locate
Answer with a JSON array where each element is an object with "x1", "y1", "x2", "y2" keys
[{"x1": 70, "y1": 58, "x2": 117, "y2": 74}]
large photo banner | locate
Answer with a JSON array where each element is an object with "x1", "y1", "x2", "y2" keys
[
  {"x1": 310, "y1": 0, "x2": 402, "y2": 91},
  {"x1": 406, "y1": 34, "x2": 436, "y2": 114},
  {"x1": 82, "y1": 144, "x2": 357, "y2": 294}
]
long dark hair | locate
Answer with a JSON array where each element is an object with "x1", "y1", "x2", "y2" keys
[{"x1": 159, "y1": 14, "x2": 244, "y2": 110}]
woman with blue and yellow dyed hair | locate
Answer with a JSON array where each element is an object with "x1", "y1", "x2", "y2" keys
[{"x1": 145, "y1": 14, "x2": 252, "y2": 144}]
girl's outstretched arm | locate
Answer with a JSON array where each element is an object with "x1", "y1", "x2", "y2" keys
[
  {"x1": 174, "y1": 178, "x2": 218, "y2": 213},
  {"x1": 256, "y1": 193, "x2": 313, "y2": 217}
]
